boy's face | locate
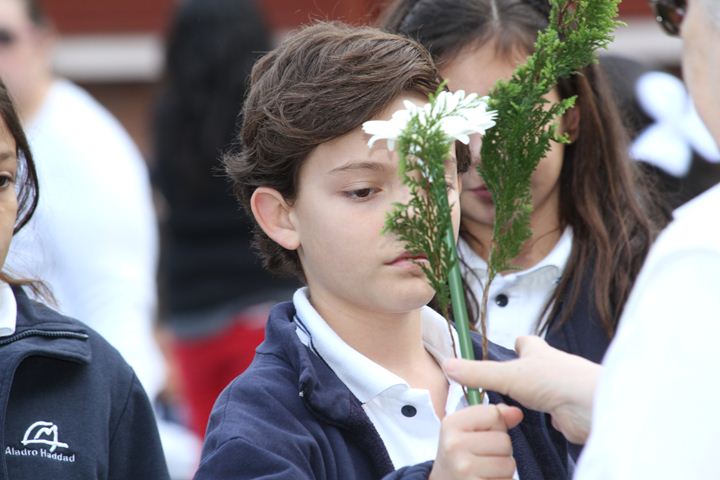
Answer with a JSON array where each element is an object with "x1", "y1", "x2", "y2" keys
[{"x1": 290, "y1": 94, "x2": 461, "y2": 316}]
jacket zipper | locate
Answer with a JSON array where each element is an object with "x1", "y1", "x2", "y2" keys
[{"x1": 0, "y1": 329, "x2": 89, "y2": 346}]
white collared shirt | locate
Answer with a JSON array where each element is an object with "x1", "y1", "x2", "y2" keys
[
  {"x1": 575, "y1": 185, "x2": 720, "y2": 479},
  {"x1": 458, "y1": 227, "x2": 573, "y2": 350},
  {"x1": 0, "y1": 282, "x2": 17, "y2": 338},
  {"x1": 293, "y1": 288, "x2": 470, "y2": 469}
]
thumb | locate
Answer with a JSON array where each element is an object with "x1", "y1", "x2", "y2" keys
[
  {"x1": 496, "y1": 403, "x2": 524, "y2": 429},
  {"x1": 443, "y1": 358, "x2": 513, "y2": 395}
]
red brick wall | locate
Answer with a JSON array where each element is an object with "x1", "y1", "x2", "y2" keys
[
  {"x1": 43, "y1": 0, "x2": 656, "y2": 35},
  {"x1": 42, "y1": 0, "x2": 174, "y2": 34}
]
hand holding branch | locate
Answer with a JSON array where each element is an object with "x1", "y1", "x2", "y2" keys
[{"x1": 443, "y1": 336, "x2": 599, "y2": 444}]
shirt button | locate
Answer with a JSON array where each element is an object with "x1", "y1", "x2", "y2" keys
[
  {"x1": 495, "y1": 293, "x2": 509, "y2": 307},
  {"x1": 401, "y1": 405, "x2": 417, "y2": 417}
]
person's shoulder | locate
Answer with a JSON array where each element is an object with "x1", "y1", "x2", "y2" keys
[
  {"x1": 653, "y1": 184, "x2": 720, "y2": 258},
  {"x1": 204, "y1": 300, "x2": 330, "y2": 442},
  {"x1": 201, "y1": 350, "x2": 318, "y2": 456},
  {"x1": 14, "y1": 287, "x2": 135, "y2": 382},
  {"x1": 212, "y1": 349, "x2": 303, "y2": 423},
  {"x1": 43, "y1": 80, "x2": 116, "y2": 124},
  {"x1": 33, "y1": 80, "x2": 142, "y2": 161}
]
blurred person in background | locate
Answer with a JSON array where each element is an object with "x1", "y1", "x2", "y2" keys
[
  {"x1": 0, "y1": 78, "x2": 169, "y2": 480},
  {"x1": 0, "y1": 0, "x2": 198, "y2": 477},
  {"x1": 153, "y1": 0, "x2": 296, "y2": 439}
]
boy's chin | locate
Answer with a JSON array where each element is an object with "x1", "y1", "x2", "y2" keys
[{"x1": 380, "y1": 281, "x2": 436, "y2": 313}]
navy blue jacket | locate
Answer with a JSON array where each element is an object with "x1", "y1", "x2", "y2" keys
[
  {"x1": 544, "y1": 267, "x2": 610, "y2": 460},
  {"x1": 0, "y1": 287, "x2": 169, "y2": 480},
  {"x1": 196, "y1": 302, "x2": 568, "y2": 479},
  {"x1": 545, "y1": 266, "x2": 611, "y2": 365}
]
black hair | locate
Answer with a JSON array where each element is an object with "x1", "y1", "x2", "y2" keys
[{"x1": 153, "y1": 0, "x2": 272, "y2": 197}]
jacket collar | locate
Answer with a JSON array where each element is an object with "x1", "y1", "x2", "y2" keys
[
  {"x1": 259, "y1": 302, "x2": 372, "y2": 426},
  {"x1": 259, "y1": 301, "x2": 395, "y2": 475},
  {"x1": 259, "y1": 301, "x2": 523, "y2": 423},
  {"x1": 3, "y1": 286, "x2": 91, "y2": 365}
]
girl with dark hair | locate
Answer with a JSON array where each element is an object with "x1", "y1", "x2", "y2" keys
[
  {"x1": 0, "y1": 80, "x2": 169, "y2": 479},
  {"x1": 153, "y1": 0, "x2": 297, "y2": 438},
  {"x1": 381, "y1": 0, "x2": 668, "y2": 364}
]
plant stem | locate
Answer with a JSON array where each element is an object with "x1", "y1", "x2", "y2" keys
[
  {"x1": 444, "y1": 227, "x2": 482, "y2": 406},
  {"x1": 479, "y1": 269, "x2": 494, "y2": 360}
]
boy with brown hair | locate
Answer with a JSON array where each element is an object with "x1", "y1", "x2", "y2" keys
[{"x1": 196, "y1": 22, "x2": 567, "y2": 480}]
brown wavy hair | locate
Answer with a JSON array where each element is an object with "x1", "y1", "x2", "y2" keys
[
  {"x1": 225, "y1": 22, "x2": 471, "y2": 280},
  {"x1": 380, "y1": 0, "x2": 669, "y2": 338}
]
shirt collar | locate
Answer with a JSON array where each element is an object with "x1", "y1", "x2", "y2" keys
[
  {"x1": 459, "y1": 226, "x2": 574, "y2": 283},
  {"x1": 293, "y1": 287, "x2": 461, "y2": 404},
  {"x1": 0, "y1": 282, "x2": 18, "y2": 337}
]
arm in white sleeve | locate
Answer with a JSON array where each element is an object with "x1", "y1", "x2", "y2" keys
[
  {"x1": 575, "y1": 250, "x2": 720, "y2": 480},
  {"x1": 53, "y1": 147, "x2": 164, "y2": 401}
]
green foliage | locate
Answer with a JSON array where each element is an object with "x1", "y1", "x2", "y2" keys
[
  {"x1": 384, "y1": 87, "x2": 486, "y2": 404},
  {"x1": 479, "y1": 0, "x2": 621, "y2": 276},
  {"x1": 384, "y1": 88, "x2": 458, "y2": 314}
]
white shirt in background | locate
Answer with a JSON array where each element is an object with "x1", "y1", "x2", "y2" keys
[
  {"x1": 459, "y1": 227, "x2": 573, "y2": 350},
  {"x1": 575, "y1": 184, "x2": 720, "y2": 479},
  {"x1": 0, "y1": 282, "x2": 17, "y2": 337}
]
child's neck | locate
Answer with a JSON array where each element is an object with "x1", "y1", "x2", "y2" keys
[
  {"x1": 464, "y1": 206, "x2": 563, "y2": 272},
  {"x1": 310, "y1": 289, "x2": 427, "y2": 370},
  {"x1": 308, "y1": 289, "x2": 450, "y2": 418}
]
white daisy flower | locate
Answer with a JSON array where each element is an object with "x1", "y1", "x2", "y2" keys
[{"x1": 362, "y1": 90, "x2": 497, "y2": 150}]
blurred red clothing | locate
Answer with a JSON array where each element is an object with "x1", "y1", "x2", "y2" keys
[{"x1": 172, "y1": 313, "x2": 267, "y2": 437}]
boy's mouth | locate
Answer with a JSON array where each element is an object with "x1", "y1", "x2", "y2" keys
[{"x1": 387, "y1": 252, "x2": 429, "y2": 266}]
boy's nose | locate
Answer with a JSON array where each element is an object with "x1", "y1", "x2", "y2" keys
[{"x1": 469, "y1": 134, "x2": 483, "y2": 166}]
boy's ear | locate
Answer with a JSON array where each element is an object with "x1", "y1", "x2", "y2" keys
[
  {"x1": 563, "y1": 106, "x2": 580, "y2": 143},
  {"x1": 250, "y1": 187, "x2": 300, "y2": 251}
]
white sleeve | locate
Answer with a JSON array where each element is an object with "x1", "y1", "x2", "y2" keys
[
  {"x1": 15, "y1": 91, "x2": 166, "y2": 401},
  {"x1": 52, "y1": 142, "x2": 164, "y2": 401},
  {"x1": 575, "y1": 250, "x2": 720, "y2": 479}
]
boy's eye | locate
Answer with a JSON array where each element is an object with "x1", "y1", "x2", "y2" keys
[{"x1": 344, "y1": 187, "x2": 378, "y2": 200}]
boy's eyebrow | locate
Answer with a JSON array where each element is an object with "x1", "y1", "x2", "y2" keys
[
  {"x1": 328, "y1": 160, "x2": 389, "y2": 175},
  {"x1": 328, "y1": 156, "x2": 456, "y2": 175}
]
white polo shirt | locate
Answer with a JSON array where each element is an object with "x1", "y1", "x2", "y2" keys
[
  {"x1": 458, "y1": 227, "x2": 573, "y2": 350},
  {"x1": 0, "y1": 282, "x2": 17, "y2": 338},
  {"x1": 293, "y1": 288, "x2": 469, "y2": 469}
]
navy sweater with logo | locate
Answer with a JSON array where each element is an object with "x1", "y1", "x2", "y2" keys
[
  {"x1": 196, "y1": 302, "x2": 568, "y2": 479},
  {"x1": 0, "y1": 287, "x2": 169, "y2": 480}
]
